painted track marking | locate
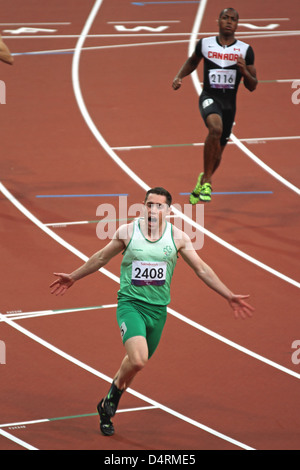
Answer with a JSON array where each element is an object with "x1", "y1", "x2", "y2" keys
[
  {"x1": 0, "y1": 428, "x2": 38, "y2": 451},
  {"x1": 111, "y1": 135, "x2": 300, "y2": 151},
  {"x1": 5, "y1": 30, "x2": 300, "y2": 40},
  {"x1": 0, "y1": 311, "x2": 255, "y2": 450},
  {"x1": 0, "y1": 406, "x2": 159, "y2": 429},
  {"x1": 1, "y1": 0, "x2": 298, "y2": 448},
  {"x1": 188, "y1": 1, "x2": 300, "y2": 196},
  {"x1": 69, "y1": 1, "x2": 300, "y2": 288}
]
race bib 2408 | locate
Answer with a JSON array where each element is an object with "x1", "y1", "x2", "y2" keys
[{"x1": 131, "y1": 261, "x2": 167, "y2": 286}]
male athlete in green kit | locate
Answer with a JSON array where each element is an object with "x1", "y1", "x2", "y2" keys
[{"x1": 50, "y1": 187, "x2": 254, "y2": 436}]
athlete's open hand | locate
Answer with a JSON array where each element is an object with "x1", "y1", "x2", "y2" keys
[
  {"x1": 228, "y1": 295, "x2": 254, "y2": 319},
  {"x1": 50, "y1": 273, "x2": 75, "y2": 296}
]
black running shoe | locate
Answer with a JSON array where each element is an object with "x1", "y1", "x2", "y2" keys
[{"x1": 97, "y1": 399, "x2": 114, "y2": 436}]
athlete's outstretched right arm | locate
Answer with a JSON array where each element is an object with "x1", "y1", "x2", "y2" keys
[
  {"x1": 177, "y1": 230, "x2": 254, "y2": 319},
  {"x1": 50, "y1": 225, "x2": 128, "y2": 296}
]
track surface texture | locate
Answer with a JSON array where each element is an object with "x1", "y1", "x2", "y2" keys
[{"x1": 0, "y1": 0, "x2": 299, "y2": 451}]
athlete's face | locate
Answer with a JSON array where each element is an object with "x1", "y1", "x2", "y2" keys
[
  {"x1": 218, "y1": 9, "x2": 238, "y2": 36},
  {"x1": 144, "y1": 194, "x2": 170, "y2": 232}
]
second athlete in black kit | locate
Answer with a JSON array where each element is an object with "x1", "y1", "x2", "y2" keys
[{"x1": 172, "y1": 8, "x2": 258, "y2": 203}]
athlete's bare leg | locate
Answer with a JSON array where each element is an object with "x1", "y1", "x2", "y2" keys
[
  {"x1": 202, "y1": 114, "x2": 225, "y2": 184},
  {"x1": 212, "y1": 144, "x2": 226, "y2": 174},
  {"x1": 114, "y1": 336, "x2": 148, "y2": 390}
]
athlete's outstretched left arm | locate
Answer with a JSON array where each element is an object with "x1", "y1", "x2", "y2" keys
[{"x1": 178, "y1": 231, "x2": 254, "y2": 319}]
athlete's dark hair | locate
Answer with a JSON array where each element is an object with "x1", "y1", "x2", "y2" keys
[
  {"x1": 219, "y1": 7, "x2": 239, "y2": 20},
  {"x1": 144, "y1": 187, "x2": 172, "y2": 207}
]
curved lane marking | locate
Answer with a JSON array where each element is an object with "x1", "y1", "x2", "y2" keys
[
  {"x1": 189, "y1": 1, "x2": 300, "y2": 195},
  {"x1": 70, "y1": 0, "x2": 299, "y2": 289}
]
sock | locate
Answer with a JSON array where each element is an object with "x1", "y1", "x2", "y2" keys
[{"x1": 104, "y1": 381, "x2": 124, "y2": 415}]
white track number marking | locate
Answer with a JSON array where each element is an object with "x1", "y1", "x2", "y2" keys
[
  {"x1": 3, "y1": 27, "x2": 57, "y2": 34},
  {"x1": 114, "y1": 25, "x2": 169, "y2": 32}
]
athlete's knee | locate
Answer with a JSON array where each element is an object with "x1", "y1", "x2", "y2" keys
[
  {"x1": 207, "y1": 123, "x2": 223, "y2": 139},
  {"x1": 205, "y1": 115, "x2": 223, "y2": 140},
  {"x1": 129, "y1": 352, "x2": 148, "y2": 372},
  {"x1": 125, "y1": 336, "x2": 148, "y2": 373}
]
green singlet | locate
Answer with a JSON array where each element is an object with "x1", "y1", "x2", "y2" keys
[{"x1": 116, "y1": 218, "x2": 178, "y2": 357}]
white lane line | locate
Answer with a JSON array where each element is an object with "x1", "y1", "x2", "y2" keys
[
  {"x1": 0, "y1": 0, "x2": 298, "y2": 409},
  {"x1": 3, "y1": 34, "x2": 194, "y2": 40},
  {"x1": 1, "y1": 304, "x2": 118, "y2": 321},
  {"x1": 70, "y1": 1, "x2": 300, "y2": 288},
  {"x1": 12, "y1": 39, "x2": 193, "y2": 56},
  {"x1": 4, "y1": 33, "x2": 198, "y2": 38},
  {"x1": 277, "y1": 79, "x2": 299, "y2": 83},
  {"x1": 230, "y1": 135, "x2": 300, "y2": 194},
  {"x1": 0, "y1": 419, "x2": 48, "y2": 428},
  {"x1": 0, "y1": 311, "x2": 255, "y2": 450},
  {"x1": 45, "y1": 220, "x2": 90, "y2": 227},
  {"x1": 117, "y1": 405, "x2": 159, "y2": 413},
  {"x1": 9, "y1": 30, "x2": 300, "y2": 59},
  {"x1": 189, "y1": 2, "x2": 300, "y2": 196},
  {"x1": 0, "y1": 3, "x2": 295, "y2": 452},
  {"x1": 238, "y1": 18, "x2": 290, "y2": 21},
  {"x1": 234, "y1": 32, "x2": 300, "y2": 40},
  {"x1": 231, "y1": 136, "x2": 300, "y2": 142},
  {"x1": 4, "y1": 299, "x2": 298, "y2": 379},
  {"x1": 167, "y1": 307, "x2": 300, "y2": 380},
  {"x1": 0, "y1": 428, "x2": 38, "y2": 450},
  {"x1": 0, "y1": 22, "x2": 71, "y2": 25},
  {"x1": 0, "y1": 183, "x2": 120, "y2": 284},
  {"x1": 44, "y1": 214, "x2": 179, "y2": 228},
  {"x1": 107, "y1": 20, "x2": 181, "y2": 23},
  {"x1": 3, "y1": 30, "x2": 300, "y2": 39},
  {"x1": 0, "y1": 0, "x2": 298, "y2": 384},
  {"x1": 2, "y1": 0, "x2": 298, "y2": 380},
  {"x1": 0, "y1": 406, "x2": 158, "y2": 429},
  {"x1": 111, "y1": 135, "x2": 300, "y2": 151}
]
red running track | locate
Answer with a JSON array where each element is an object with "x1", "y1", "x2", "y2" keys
[{"x1": 0, "y1": 0, "x2": 299, "y2": 450}]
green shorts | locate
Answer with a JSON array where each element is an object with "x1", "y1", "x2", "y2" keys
[{"x1": 116, "y1": 297, "x2": 167, "y2": 359}]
